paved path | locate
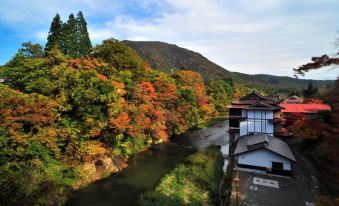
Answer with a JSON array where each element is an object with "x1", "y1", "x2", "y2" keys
[{"x1": 236, "y1": 137, "x2": 319, "y2": 206}]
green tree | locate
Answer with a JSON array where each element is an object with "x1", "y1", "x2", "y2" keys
[
  {"x1": 92, "y1": 38, "x2": 144, "y2": 70},
  {"x1": 45, "y1": 13, "x2": 63, "y2": 53},
  {"x1": 18, "y1": 42, "x2": 44, "y2": 58},
  {"x1": 208, "y1": 80, "x2": 233, "y2": 115},
  {"x1": 76, "y1": 11, "x2": 92, "y2": 57},
  {"x1": 63, "y1": 14, "x2": 78, "y2": 58},
  {"x1": 303, "y1": 82, "x2": 318, "y2": 97}
]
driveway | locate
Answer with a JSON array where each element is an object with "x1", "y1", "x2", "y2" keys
[{"x1": 235, "y1": 137, "x2": 319, "y2": 206}]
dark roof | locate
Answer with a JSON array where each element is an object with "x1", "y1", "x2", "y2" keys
[
  {"x1": 234, "y1": 134, "x2": 296, "y2": 161},
  {"x1": 246, "y1": 101, "x2": 282, "y2": 110},
  {"x1": 229, "y1": 92, "x2": 282, "y2": 110},
  {"x1": 286, "y1": 95, "x2": 302, "y2": 100}
]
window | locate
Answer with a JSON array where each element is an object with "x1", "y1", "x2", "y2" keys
[{"x1": 272, "y1": 162, "x2": 283, "y2": 170}]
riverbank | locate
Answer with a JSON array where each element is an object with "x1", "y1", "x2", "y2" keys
[
  {"x1": 64, "y1": 120, "x2": 229, "y2": 206},
  {"x1": 138, "y1": 146, "x2": 224, "y2": 206},
  {"x1": 64, "y1": 143, "x2": 194, "y2": 206}
]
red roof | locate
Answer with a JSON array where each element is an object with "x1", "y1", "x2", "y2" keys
[{"x1": 280, "y1": 103, "x2": 331, "y2": 113}]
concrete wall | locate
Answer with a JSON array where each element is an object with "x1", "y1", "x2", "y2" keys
[{"x1": 237, "y1": 149, "x2": 291, "y2": 171}]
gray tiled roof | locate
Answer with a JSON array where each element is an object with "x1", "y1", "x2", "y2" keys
[{"x1": 234, "y1": 134, "x2": 296, "y2": 161}]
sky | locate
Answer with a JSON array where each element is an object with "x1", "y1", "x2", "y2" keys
[{"x1": 0, "y1": 0, "x2": 338, "y2": 80}]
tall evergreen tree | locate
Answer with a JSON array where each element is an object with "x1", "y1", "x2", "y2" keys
[
  {"x1": 63, "y1": 14, "x2": 78, "y2": 58},
  {"x1": 303, "y1": 82, "x2": 319, "y2": 97},
  {"x1": 45, "y1": 14, "x2": 63, "y2": 53},
  {"x1": 76, "y1": 11, "x2": 92, "y2": 57}
]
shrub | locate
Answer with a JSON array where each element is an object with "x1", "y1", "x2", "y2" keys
[{"x1": 138, "y1": 146, "x2": 223, "y2": 206}]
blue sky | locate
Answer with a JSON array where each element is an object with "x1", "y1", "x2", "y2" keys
[{"x1": 0, "y1": 0, "x2": 338, "y2": 79}]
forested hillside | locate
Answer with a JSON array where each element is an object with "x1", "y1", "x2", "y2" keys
[
  {"x1": 0, "y1": 12, "x2": 253, "y2": 206},
  {"x1": 124, "y1": 40, "x2": 333, "y2": 94}
]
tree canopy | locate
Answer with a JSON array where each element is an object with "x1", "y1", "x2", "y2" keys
[{"x1": 45, "y1": 11, "x2": 92, "y2": 58}]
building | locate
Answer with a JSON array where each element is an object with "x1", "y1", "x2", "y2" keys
[
  {"x1": 234, "y1": 134, "x2": 296, "y2": 176},
  {"x1": 280, "y1": 103, "x2": 331, "y2": 120},
  {"x1": 283, "y1": 95, "x2": 303, "y2": 104},
  {"x1": 228, "y1": 91, "x2": 284, "y2": 137}
]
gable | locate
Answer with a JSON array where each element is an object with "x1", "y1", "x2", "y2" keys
[{"x1": 241, "y1": 92, "x2": 268, "y2": 101}]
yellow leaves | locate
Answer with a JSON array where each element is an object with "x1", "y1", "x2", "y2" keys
[
  {"x1": 85, "y1": 117, "x2": 95, "y2": 123},
  {"x1": 68, "y1": 57, "x2": 108, "y2": 70},
  {"x1": 47, "y1": 127, "x2": 57, "y2": 137},
  {"x1": 82, "y1": 141, "x2": 107, "y2": 156},
  {"x1": 111, "y1": 80, "x2": 126, "y2": 95}
]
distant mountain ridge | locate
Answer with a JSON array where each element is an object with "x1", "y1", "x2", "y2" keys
[{"x1": 123, "y1": 40, "x2": 333, "y2": 92}]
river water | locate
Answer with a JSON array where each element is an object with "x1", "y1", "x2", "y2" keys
[{"x1": 65, "y1": 120, "x2": 229, "y2": 206}]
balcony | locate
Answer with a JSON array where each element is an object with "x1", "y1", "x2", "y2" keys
[{"x1": 229, "y1": 115, "x2": 246, "y2": 120}]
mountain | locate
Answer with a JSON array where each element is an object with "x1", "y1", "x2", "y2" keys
[{"x1": 123, "y1": 40, "x2": 333, "y2": 92}]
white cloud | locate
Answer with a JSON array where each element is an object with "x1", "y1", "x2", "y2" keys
[
  {"x1": 89, "y1": 0, "x2": 338, "y2": 79},
  {"x1": 1, "y1": 0, "x2": 338, "y2": 79}
]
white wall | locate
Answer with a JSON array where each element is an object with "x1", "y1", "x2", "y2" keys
[
  {"x1": 237, "y1": 149, "x2": 291, "y2": 171},
  {"x1": 221, "y1": 143, "x2": 229, "y2": 157}
]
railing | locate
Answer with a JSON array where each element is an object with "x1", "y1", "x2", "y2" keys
[{"x1": 229, "y1": 115, "x2": 246, "y2": 120}]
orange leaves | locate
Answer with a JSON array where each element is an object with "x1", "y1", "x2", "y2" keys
[
  {"x1": 109, "y1": 112, "x2": 131, "y2": 132},
  {"x1": 139, "y1": 82, "x2": 155, "y2": 94},
  {"x1": 69, "y1": 57, "x2": 108, "y2": 70},
  {"x1": 98, "y1": 74, "x2": 108, "y2": 80},
  {"x1": 155, "y1": 124, "x2": 168, "y2": 141},
  {"x1": 172, "y1": 70, "x2": 204, "y2": 87},
  {"x1": 153, "y1": 78, "x2": 178, "y2": 102},
  {"x1": 0, "y1": 86, "x2": 56, "y2": 138},
  {"x1": 135, "y1": 81, "x2": 156, "y2": 102},
  {"x1": 112, "y1": 80, "x2": 126, "y2": 95}
]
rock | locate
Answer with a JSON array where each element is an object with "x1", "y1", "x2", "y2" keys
[{"x1": 73, "y1": 154, "x2": 127, "y2": 189}]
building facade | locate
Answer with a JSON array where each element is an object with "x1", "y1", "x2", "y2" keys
[
  {"x1": 234, "y1": 134, "x2": 296, "y2": 176},
  {"x1": 228, "y1": 92, "x2": 283, "y2": 137},
  {"x1": 283, "y1": 95, "x2": 303, "y2": 104}
]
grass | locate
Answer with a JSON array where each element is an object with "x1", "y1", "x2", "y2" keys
[{"x1": 138, "y1": 146, "x2": 224, "y2": 206}]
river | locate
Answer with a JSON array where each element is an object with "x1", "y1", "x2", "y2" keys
[{"x1": 65, "y1": 120, "x2": 229, "y2": 206}]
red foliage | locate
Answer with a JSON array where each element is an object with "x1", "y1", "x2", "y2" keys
[
  {"x1": 140, "y1": 82, "x2": 155, "y2": 94},
  {"x1": 0, "y1": 86, "x2": 57, "y2": 145},
  {"x1": 135, "y1": 82, "x2": 156, "y2": 102},
  {"x1": 69, "y1": 57, "x2": 108, "y2": 70},
  {"x1": 198, "y1": 98, "x2": 207, "y2": 106},
  {"x1": 109, "y1": 112, "x2": 131, "y2": 132}
]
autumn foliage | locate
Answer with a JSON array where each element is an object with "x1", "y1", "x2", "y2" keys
[
  {"x1": 0, "y1": 37, "x2": 253, "y2": 205},
  {"x1": 289, "y1": 79, "x2": 339, "y2": 197}
]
